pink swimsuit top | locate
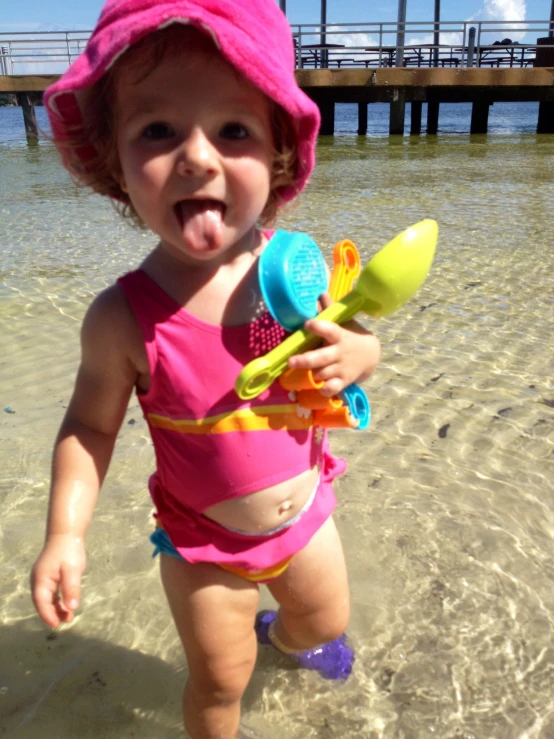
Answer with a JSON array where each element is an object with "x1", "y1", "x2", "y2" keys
[{"x1": 117, "y1": 268, "x2": 327, "y2": 517}]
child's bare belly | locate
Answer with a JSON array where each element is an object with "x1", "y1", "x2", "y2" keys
[{"x1": 202, "y1": 466, "x2": 320, "y2": 534}]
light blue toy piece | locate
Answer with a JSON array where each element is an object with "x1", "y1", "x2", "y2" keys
[
  {"x1": 259, "y1": 230, "x2": 370, "y2": 431},
  {"x1": 259, "y1": 230, "x2": 329, "y2": 332},
  {"x1": 340, "y1": 384, "x2": 371, "y2": 430}
]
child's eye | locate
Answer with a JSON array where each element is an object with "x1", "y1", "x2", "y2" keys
[
  {"x1": 220, "y1": 122, "x2": 249, "y2": 140},
  {"x1": 142, "y1": 122, "x2": 174, "y2": 140}
]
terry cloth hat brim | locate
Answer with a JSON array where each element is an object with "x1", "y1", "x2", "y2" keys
[{"x1": 44, "y1": 0, "x2": 321, "y2": 202}]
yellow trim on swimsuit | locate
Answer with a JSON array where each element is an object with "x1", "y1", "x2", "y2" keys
[
  {"x1": 218, "y1": 556, "x2": 293, "y2": 582},
  {"x1": 148, "y1": 404, "x2": 312, "y2": 434},
  {"x1": 153, "y1": 520, "x2": 293, "y2": 582}
]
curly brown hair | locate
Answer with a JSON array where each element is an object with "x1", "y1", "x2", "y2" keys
[{"x1": 56, "y1": 26, "x2": 299, "y2": 228}]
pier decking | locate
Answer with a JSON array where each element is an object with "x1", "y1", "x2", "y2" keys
[{"x1": 1, "y1": 67, "x2": 553, "y2": 138}]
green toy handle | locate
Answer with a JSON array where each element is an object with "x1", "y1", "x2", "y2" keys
[
  {"x1": 235, "y1": 219, "x2": 438, "y2": 400},
  {"x1": 236, "y1": 292, "x2": 370, "y2": 400}
]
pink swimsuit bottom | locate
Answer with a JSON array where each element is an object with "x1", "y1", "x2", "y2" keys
[{"x1": 150, "y1": 448, "x2": 346, "y2": 581}]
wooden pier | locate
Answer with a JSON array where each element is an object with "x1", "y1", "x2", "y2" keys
[
  {"x1": 298, "y1": 66, "x2": 554, "y2": 135},
  {"x1": 1, "y1": 67, "x2": 553, "y2": 138}
]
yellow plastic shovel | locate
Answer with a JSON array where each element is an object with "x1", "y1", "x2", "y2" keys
[{"x1": 236, "y1": 219, "x2": 438, "y2": 400}]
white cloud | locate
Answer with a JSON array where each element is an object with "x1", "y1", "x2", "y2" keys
[
  {"x1": 468, "y1": 0, "x2": 528, "y2": 40},
  {"x1": 470, "y1": 0, "x2": 527, "y2": 22},
  {"x1": 325, "y1": 27, "x2": 381, "y2": 48},
  {"x1": 306, "y1": 26, "x2": 383, "y2": 61}
]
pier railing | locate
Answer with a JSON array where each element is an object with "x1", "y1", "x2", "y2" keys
[
  {"x1": 0, "y1": 32, "x2": 90, "y2": 75},
  {"x1": 0, "y1": 20, "x2": 553, "y2": 75},
  {"x1": 292, "y1": 20, "x2": 553, "y2": 69}
]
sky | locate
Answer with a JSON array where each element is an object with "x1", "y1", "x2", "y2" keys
[
  {"x1": 1, "y1": 0, "x2": 552, "y2": 33},
  {"x1": 1, "y1": 0, "x2": 552, "y2": 74}
]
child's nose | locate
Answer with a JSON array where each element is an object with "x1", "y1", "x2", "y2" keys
[{"x1": 176, "y1": 127, "x2": 218, "y2": 178}]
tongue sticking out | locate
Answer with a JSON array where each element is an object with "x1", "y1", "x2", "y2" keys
[{"x1": 176, "y1": 200, "x2": 224, "y2": 252}]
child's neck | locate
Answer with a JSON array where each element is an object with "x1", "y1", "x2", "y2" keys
[{"x1": 140, "y1": 230, "x2": 268, "y2": 327}]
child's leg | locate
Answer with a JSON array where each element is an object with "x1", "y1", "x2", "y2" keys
[
  {"x1": 159, "y1": 554, "x2": 259, "y2": 739},
  {"x1": 266, "y1": 515, "x2": 350, "y2": 651}
]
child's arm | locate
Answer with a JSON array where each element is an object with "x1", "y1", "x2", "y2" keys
[
  {"x1": 31, "y1": 287, "x2": 138, "y2": 628},
  {"x1": 287, "y1": 291, "x2": 381, "y2": 398}
]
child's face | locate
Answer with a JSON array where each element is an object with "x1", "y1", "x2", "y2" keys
[{"x1": 114, "y1": 35, "x2": 275, "y2": 262}]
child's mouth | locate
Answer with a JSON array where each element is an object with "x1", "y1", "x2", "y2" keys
[{"x1": 175, "y1": 199, "x2": 225, "y2": 252}]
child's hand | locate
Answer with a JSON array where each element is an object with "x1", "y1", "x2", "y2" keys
[
  {"x1": 30, "y1": 534, "x2": 86, "y2": 628},
  {"x1": 287, "y1": 291, "x2": 381, "y2": 397}
]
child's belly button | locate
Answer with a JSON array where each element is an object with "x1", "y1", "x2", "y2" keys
[
  {"x1": 203, "y1": 467, "x2": 318, "y2": 533},
  {"x1": 278, "y1": 500, "x2": 293, "y2": 515}
]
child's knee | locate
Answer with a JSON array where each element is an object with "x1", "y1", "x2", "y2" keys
[
  {"x1": 188, "y1": 644, "x2": 257, "y2": 705},
  {"x1": 314, "y1": 607, "x2": 350, "y2": 644},
  {"x1": 282, "y1": 598, "x2": 351, "y2": 646}
]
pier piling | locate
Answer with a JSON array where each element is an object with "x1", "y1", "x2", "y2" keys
[
  {"x1": 535, "y1": 38, "x2": 554, "y2": 133},
  {"x1": 410, "y1": 101, "x2": 423, "y2": 134},
  {"x1": 317, "y1": 98, "x2": 335, "y2": 135},
  {"x1": 357, "y1": 102, "x2": 368, "y2": 135},
  {"x1": 389, "y1": 90, "x2": 406, "y2": 135},
  {"x1": 537, "y1": 101, "x2": 554, "y2": 132},
  {"x1": 427, "y1": 102, "x2": 440, "y2": 135},
  {"x1": 15, "y1": 92, "x2": 38, "y2": 140},
  {"x1": 470, "y1": 100, "x2": 491, "y2": 134}
]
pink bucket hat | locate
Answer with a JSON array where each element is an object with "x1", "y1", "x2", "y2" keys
[{"x1": 44, "y1": 0, "x2": 321, "y2": 202}]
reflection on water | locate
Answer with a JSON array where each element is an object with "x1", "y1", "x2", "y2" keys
[{"x1": 1, "y1": 111, "x2": 553, "y2": 738}]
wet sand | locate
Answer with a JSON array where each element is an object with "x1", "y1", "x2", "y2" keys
[{"x1": 1, "y1": 131, "x2": 553, "y2": 738}]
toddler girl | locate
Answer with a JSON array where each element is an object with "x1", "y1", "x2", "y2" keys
[{"x1": 31, "y1": 1, "x2": 381, "y2": 737}]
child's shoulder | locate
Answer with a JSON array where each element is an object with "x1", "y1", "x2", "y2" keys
[
  {"x1": 84, "y1": 282, "x2": 134, "y2": 330},
  {"x1": 80, "y1": 282, "x2": 145, "y2": 369}
]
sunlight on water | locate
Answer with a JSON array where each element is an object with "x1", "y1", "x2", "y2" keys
[{"x1": 1, "y1": 106, "x2": 553, "y2": 738}]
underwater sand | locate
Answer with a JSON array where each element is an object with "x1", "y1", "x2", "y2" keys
[{"x1": 1, "y1": 109, "x2": 554, "y2": 738}]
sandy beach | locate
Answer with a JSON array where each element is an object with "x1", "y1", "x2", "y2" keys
[{"x1": 1, "y1": 113, "x2": 554, "y2": 737}]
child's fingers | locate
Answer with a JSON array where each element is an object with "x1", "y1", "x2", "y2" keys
[
  {"x1": 318, "y1": 376, "x2": 346, "y2": 398},
  {"x1": 317, "y1": 290, "x2": 333, "y2": 310},
  {"x1": 303, "y1": 318, "x2": 343, "y2": 344},
  {"x1": 32, "y1": 580, "x2": 62, "y2": 629},
  {"x1": 60, "y1": 561, "x2": 81, "y2": 616},
  {"x1": 288, "y1": 344, "x2": 338, "y2": 371}
]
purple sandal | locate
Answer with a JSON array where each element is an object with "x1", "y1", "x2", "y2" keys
[{"x1": 255, "y1": 610, "x2": 354, "y2": 681}]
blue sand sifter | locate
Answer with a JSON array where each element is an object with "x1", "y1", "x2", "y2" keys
[{"x1": 259, "y1": 231, "x2": 329, "y2": 332}]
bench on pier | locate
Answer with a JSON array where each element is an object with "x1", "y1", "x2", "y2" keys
[
  {"x1": 328, "y1": 58, "x2": 357, "y2": 68},
  {"x1": 480, "y1": 57, "x2": 515, "y2": 67}
]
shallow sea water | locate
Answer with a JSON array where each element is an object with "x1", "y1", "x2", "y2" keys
[{"x1": 1, "y1": 106, "x2": 554, "y2": 738}]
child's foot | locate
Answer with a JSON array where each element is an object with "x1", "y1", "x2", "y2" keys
[{"x1": 254, "y1": 609, "x2": 354, "y2": 681}]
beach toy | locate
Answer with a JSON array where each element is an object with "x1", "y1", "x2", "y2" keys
[
  {"x1": 323, "y1": 240, "x2": 370, "y2": 430},
  {"x1": 277, "y1": 238, "x2": 370, "y2": 430},
  {"x1": 328, "y1": 239, "x2": 361, "y2": 301},
  {"x1": 279, "y1": 369, "x2": 368, "y2": 428},
  {"x1": 274, "y1": 238, "x2": 367, "y2": 429},
  {"x1": 259, "y1": 230, "x2": 328, "y2": 332},
  {"x1": 278, "y1": 367, "x2": 325, "y2": 392},
  {"x1": 260, "y1": 231, "x2": 370, "y2": 428},
  {"x1": 236, "y1": 219, "x2": 438, "y2": 400},
  {"x1": 335, "y1": 384, "x2": 371, "y2": 430}
]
